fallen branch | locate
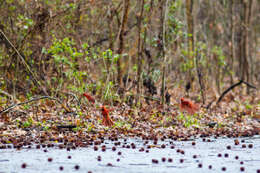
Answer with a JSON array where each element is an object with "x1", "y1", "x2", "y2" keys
[
  {"x1": 56, "y1": 125, "x2": 77, "y2": 130},
  {"x1": 216, "y1": 80, "x2": 257, "y2": 105},
  {"x1": 0, "y1": 96, "x2": 71, "y2": 115},
  {"x1": 242, "y1": 80, "x2": 257, "y2": 89}
]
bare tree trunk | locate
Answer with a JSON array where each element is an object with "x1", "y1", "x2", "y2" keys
[
  {"x1": 136, "y1": 0, "x2": 145, "y2": 105},
  {"x1": 185, "y1": 0, "x2": 194, "y2": 91},
  {"x1": 243, "y1": 0, "x2": 253, "y2": 92},
  {"x1": 161, "y1": 0, "x2": 169, "y2": 105},
  {"x1": 116, "y1": 0, "x2": 130, "y2": 87},
  {"x1": 195, "y1": 52, "x2": 205, "y2": 104},
  {"x1": 237, "y1": 0, "x2": 252, "y2": 87},
  {"x1": 146, "y1": 0, "x2": 154, "y2": 75},
  {"x1": 229, "y1": 0, "x2": 234, "y2": 85},
  {"x1": 186, "y1": 0, "x2": 194, "y2": 53},
  {"x1": 157, "y1": 0, "x2": 165, "y2": 58},
  {"x1": 108, "y1": 4, "x2": 115, "y2": 51},
  {"x1": 106, "y1": 4, "x2": 114, "y2": 81},
  {"x1": 236, "y1": 1, "x2": 244, "y2": 80}
]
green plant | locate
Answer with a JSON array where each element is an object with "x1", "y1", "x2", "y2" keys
[
  {"x1": 43, "y1": 36, "x2": 86, "y2": 92},
  {"x1": 85, "y1": 123, "x2": 94, "y2": 132},
  {"x1": 177, "y1": 112, "x2": 200, "y2": 128},
  {"x1": 180, "y1": 48, "x2": 195, "y2": 72},
  {"x1": 42, "y1": 126, "x2": 50, "y2": 131},
  {"x1": 23, "y1": 104, "x2": 30, "y2": 110},
  {"x1": 22, "y1": 116, "x2": 34, "y2": 128},
  {"x1": 72, "y1": 127, "x2": 81, "y2": 132}
]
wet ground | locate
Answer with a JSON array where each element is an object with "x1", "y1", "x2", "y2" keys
[{"x1": 0, "y1": 136, "x2": 260, "y2": 173}]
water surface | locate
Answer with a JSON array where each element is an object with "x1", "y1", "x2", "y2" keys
[{"x1": 0, "y1": 136, "x2": 260, "y2": 173}]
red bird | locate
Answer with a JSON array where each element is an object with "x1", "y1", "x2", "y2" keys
[
  {"x1": 83, "y1": 93, "x2": 95, "y2": 104},
  {"x1": 83, "y1": 93, "x2": 114, "y2": 127},
  {"x1": 180, "y1": 97, "x2": 199, "y2": 114},
  {"x1": 101, "y1": 106, "x2": 114, "y2": 127}
]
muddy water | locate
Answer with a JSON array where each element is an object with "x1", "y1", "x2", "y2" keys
[{"x1": 0, "y1": 136, "x2": 260, "y2": 173}]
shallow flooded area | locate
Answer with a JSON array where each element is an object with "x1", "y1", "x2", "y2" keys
[{"x1": 1, "y1": 136, "x2": 260, "y2": 173}]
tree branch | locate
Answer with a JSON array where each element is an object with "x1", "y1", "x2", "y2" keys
[{"x1": 0, "y1": 96, "x2": 71, "y2": 115}]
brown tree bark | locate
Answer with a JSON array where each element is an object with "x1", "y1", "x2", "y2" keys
[
  {"x1": 185, "y1": 0, "x2": 194, "y2": 91},
  {"x1": 238, "y1": 0, "x2": 252, "y2": 85},
  {"x1": 136, "y1": 0, "x2": 145, "y2": 105},
  {"x1": 156, "y1": 0, "x2": 166, "y2": 58},
  {"x1": 229, "y1": 0, "x2": 234, "y2": 85},
  {"x1": 186, "y1": 0, "x2": 194, "y2": 53},
  {"x1": 116, "y1": 0, "x2": 130, "y2": 87},
  {"x1": 243, "y1": 0, "x2": 252, "y2": 89},
  {"x1": 160, "y1": 0, "x2": 169, "y2": 105}
]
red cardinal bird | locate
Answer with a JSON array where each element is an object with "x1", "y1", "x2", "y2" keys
[
  {"x1": 83, "y1": 93, "x2": 114, "y2": 127},
  {"x1": 101, "y1": 106, "x2": 114, "y2": 127},
  {"x1": 180, "y1": 97, "x2": 199, "y2": 114},
  {"x1": 83, "y1": 93, "x2": 95, "y2": 104}
]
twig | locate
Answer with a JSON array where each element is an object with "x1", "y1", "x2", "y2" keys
[{"x1": 0, "y1": 96, "x2": 71, "y2": 115}]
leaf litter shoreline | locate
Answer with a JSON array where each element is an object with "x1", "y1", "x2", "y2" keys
[{"x1": 0, "y1": 90, "x2": 259, "y2": 150}]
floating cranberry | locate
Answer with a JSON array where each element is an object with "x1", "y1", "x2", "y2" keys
[
  {"x1": 94, "y1": 146, "x2": 98, "y2": 151},
  {"x1": 21, "y1": 163, "x2": 27, "y2": 168},
  {"x1": 161, "y1": 144, "x2": 166, "y2": 148},
  {"x1": 74, "y1": 165, "x2": 80, "y2": 170},
  {"x1": 248, "y1": 144, "x2": 253, "y2": 148},
  {"x1": 107, "y1": 163, "x2": 113, "y2": 166},
  {"x1": 97, "y1": 156, "x2": 101, "y2": 161},
  {"x1": 240, "y1": 167, "x2": 245, "y2": 172},
  {"x1": 152, "y1": 159, "x2": 159, "y2": 164},
  {"x1": 161, "y1": 157, "x2": 166, "y2": 162}
]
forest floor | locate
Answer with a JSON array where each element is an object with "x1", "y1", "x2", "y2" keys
[
  {"x1": 0, "y1": 83, "x2": 259, "y2": 148},
  {"x1": 0, "y1": 81, "x2": 259, "y2": 172}
]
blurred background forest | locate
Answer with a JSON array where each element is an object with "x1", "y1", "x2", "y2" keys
[{"x1": 0, "y1": 0, "x2": 259, "y2": 106}]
